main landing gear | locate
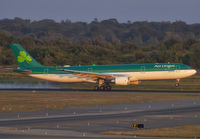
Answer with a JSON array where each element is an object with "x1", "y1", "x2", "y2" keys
[
  {"x1": 94, "y1": 80, "x2": 112, "y2": 91},
  {"x1": 94, "y1": 84, "x2": 112, "y2": 91},
  {"x1": 175, "y1": 79, "x2": 180, "y2": 87}
]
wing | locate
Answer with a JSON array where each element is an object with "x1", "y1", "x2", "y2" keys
[
  {"x1": 58, "y1": 69, "x2": 116, "y2": 81},
  {"x1": 54, "y1": 65, "x2": 124, "y2": 81}
]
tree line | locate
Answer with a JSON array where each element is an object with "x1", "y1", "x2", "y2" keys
[{"x1": 0, "y1": 18, "x2": 200, "y2": 69}]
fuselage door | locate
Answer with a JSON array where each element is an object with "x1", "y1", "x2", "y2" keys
[
  {"x1": 88, "y1": 68, "x2": 92, "y2": 72},
  {"x1": 176, "y1": 65, "x2": 180, "y2": 73},
  {"x1": 44, "y1": 69, "x2": 48, "y2": 76},
  {"x1": 141, "y1": 66, "x2": 145, "y2": 74}
]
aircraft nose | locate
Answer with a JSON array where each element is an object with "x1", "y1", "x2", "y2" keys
[{"x1": 192, "y1": 69, "x2": 197, "y2": 75}]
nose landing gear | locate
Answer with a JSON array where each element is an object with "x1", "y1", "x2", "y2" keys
[
  {"x1": 175, "y1": 79, "x2": 180, "y2": 87},
  {"x1": 175, "y1": 83, "x2": 179, "y2": 87}
]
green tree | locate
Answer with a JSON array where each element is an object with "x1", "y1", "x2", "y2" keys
[{"x1": 190, "y1": 47, "x2": 200, "y2": 68}]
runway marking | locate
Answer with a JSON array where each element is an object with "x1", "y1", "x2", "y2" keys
[
  {"x1": 0, "y1": 110, "x2": 143, "y2": 122},
  {"x1": 146, "y1": 115, "x2": 187, "y2": 118}
]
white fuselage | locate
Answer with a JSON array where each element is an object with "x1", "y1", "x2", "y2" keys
[{"x1": 29, "y1": 69, "x2": 197, "y2": 83}]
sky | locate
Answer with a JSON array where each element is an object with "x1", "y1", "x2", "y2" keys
[{"x1": 0, "y1": 0, "x2": 200, "y2": 24}]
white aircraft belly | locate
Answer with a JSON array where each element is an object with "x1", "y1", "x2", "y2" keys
[{"x1": 30, "y1": 74, "x2": 86, "y2": 83}]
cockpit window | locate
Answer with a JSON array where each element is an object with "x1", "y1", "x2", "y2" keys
[{"x1": 186, "y1": 67, "x2": 191, "y2": 69}]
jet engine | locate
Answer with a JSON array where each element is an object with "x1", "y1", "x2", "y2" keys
[
  {"x1": 130, "y1": 81, "x2": 141, "y2": 85},
  {"x1": 115, "y1": 76, "x2": 130, "y2": 85}
]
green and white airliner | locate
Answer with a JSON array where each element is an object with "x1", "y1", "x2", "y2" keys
[{"x1": 11, "y1": 44, "x2": 197, "y2": 90}]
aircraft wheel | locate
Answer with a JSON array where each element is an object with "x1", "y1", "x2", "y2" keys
[
  {"x1": 175, "y1": 83, "x2": 179, "y2": 87},
  {"x1": 94, "y1": 86, "x2": 99, "y2": 90},
  {"x1": 106, "y1": 85, "x2": 111, "y2": 91},
  {"x1": 100, "y1": 86, "x2": 105, "y2": 91}
]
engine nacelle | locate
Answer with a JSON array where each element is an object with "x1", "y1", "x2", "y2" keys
[
  {"x1": 115, "y1": 76, "x2": 130, "y2": 85},
  {"x1": 130, "y1": 81, "x2": 141, "y2": 85}
]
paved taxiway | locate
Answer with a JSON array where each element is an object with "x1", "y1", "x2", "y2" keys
[{"x1": 0, "y1": 97, "x2": 200, "y2": 139}]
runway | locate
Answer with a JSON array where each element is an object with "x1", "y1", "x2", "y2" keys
[
  {"x1": 0, "y1": 88, "x2": 200, "y2": 94},
  {"x1": 0, "y1": 99, "x2": 200, "y2": 138}
]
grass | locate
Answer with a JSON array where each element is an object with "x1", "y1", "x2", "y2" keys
[
  {"x1": 0, "y1": 92, "x2": 200, "y2": 113},
  {"x1": 99, "y1": 125, "x2": 200, "y2": 138}
]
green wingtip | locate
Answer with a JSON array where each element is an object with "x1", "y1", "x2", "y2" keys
[{"x1": 54, "y1": 65, "x2": 60, "y2": 70}]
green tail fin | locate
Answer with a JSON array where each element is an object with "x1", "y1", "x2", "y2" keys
[{"x1": 10, "y1": 44, "x2": 45, "y2": 68}]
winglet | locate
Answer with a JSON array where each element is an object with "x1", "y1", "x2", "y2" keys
[{"x1": 54, "y1": 65, "x2": 60, "y2": 70}]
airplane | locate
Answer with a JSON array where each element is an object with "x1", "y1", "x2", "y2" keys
[{"x1": 10, "y1": 44, "x2": 197, "y2": 90}]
